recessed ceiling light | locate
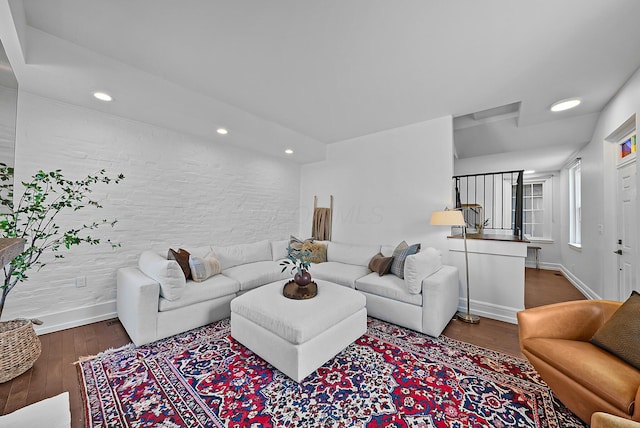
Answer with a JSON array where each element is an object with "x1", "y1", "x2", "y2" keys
[
  {"x1": 216, "y1": 128, "x2": 228, "y2": 135},
  {"x1": 285, "y1": 149, "x2": 294, "y2": 155},
  {"x1": 93, "y1": 91, "x2": 113, "y2": 102},
  {"x1": 524, "y1": 170, "x2": 535, "y2": 174},
  {"x1": 550, "y1": 98, "x2": 581, "y2": 112}
]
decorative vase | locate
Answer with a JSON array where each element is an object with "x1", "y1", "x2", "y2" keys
[
  {"x1": 0, "y1": 319, "x2": 42, "y2": 383},
  {"x1": 294, "y1": 270, "x2": 312, "y2": 287}
]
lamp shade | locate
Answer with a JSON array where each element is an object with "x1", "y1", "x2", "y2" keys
[{"x1": 430, "y1": 210, "x2": 465, "y2": 226}]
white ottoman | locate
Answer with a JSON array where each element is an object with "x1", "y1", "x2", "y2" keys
[{"x1": 230, "y1": 279, "x2": 367, "y2": 382}]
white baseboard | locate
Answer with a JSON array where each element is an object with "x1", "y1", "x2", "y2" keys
[
  {"x1": 557, "y1": 265, "x2": 601, "y2": 300},
  {"x1": 458, "y1": 298, "x2": 520, "y2": 324},
  {"x1": 536, "y1": 262, "x2": 563, "y2": 271},
  {"x1": 33, "y1": 301, "x2": 117, "y2": 335},
  {"x1": 525, "y1": 261, "x2": 562, "y2": 271}
]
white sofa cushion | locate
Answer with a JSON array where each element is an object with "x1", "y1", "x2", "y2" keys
[
  {"x1": 138, "y1": 250, "x2": 186, "y2": 301},
  {"x1": 326, "y1": 242, "x2": 381, "y2": 267},
  {"x1": 212, "y1": 240, "x2": 272, "y2": 270},
  {"x1": 223, "y1": 260, "x2": 290, "y2": 292},
  {"x1": 355, "y1": 273, "x2": 423, "y2": 306},
  {"x1": 271, "y1": 239, "x2": 289, "y2": 261},
  {"x1": 230, "y1": 280, "x2": 366, "y2": 344},
  {"x1": 308, "y1": 261, "x2": 370, "y2": 288},
  {"x1": 159, "y1": 274, "x2": 240, "y2": 312},
  {"x1": 404, "y1": 248, "x2": 443, "y2": 294}
]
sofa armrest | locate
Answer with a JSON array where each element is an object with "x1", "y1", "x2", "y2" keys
[
  {"x1": 420, "y1": 265, "x2": 460, "y2": 337},
  {"x1": 117, "y1": 267, "x2": 161, "y2": 346},
  {"x1": 592, "y1": 412, "x2": 640, "y2": 427},
  {"x1": 517, "y1": 300, "x2": 622, "y2": 347}
]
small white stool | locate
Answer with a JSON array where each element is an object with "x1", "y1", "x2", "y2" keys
[
  {"x1": 230, "y1": 279, "x2": 367, "y2": 382},
  {"x1": 528, "y1": 246, "x2": 541, "y2": 270}
]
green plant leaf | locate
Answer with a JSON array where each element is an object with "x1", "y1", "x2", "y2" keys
[{"x1": 0, "y1": 166, "x2": 125, "y2": 318}]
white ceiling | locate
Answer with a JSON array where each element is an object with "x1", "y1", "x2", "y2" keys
[{"x1": 1, "y1": 0, "x2": 640, "y2": 164}]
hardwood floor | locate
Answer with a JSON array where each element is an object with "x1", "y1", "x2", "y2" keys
[
  {"x1": 0, "y1": 318, "x2": 130, "y2": 428},
  {"x1": 0, "y1": 267, "x2": 587, "y2": 426},
  {"x1": 524, "y1": 266, "x2": 586, "y2": 308}
]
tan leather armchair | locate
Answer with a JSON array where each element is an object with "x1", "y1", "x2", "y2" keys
[{"x1": 518, "y1": 300, "x2": 640, "y2": 424}]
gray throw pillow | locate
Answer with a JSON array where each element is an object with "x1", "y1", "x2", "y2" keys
[
  {"x1": 590, "y1": 291, "x2": 640, "y2": 370},
  {"x1": 390, "y1": 241, "x2": 421, "y2": 279}
]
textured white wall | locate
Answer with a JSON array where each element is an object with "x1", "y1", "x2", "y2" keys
[
  {"x1": 299, "y1": 116, "x2": 455, "y2": 260},
  {"x1": 0, "y1": 84, "x2": 16, "y2": 169},
  {"x1": 4, "y1": 92, "x2": 300, "y2": 331}
]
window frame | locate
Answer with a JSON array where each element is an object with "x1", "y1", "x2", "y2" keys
[{"x1": 511, "y1": 177, "x2": 553, "y2": 241}]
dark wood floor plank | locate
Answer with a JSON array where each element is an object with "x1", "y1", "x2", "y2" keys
[
  {"x1": 61, "y1": 328, "x2": 77, "y2": 394},
  {"x1": 62, "y1": 329, "x2": 83, "y2": 428},
  {"x1": 0, "y1": 267, "x2": 588, "y2": 425},
  {"x1": 43, "y1": 324, "x2": 64, "y2": 400},
  {"x1": 3, "y1": 369, "x2": 31, "y2": 413},
  {"x1": 24, "y1": 332, "x2": 50, "y2": 406},
  {"x1": 83, "y1": 321, "x2": 101, "y2": 357},
  {"x1": 73, "y1": 323, "x2": 89, "y2": 362},
  {"x1": 0, "y1": 365, "x2": 11, "y2": 413}
]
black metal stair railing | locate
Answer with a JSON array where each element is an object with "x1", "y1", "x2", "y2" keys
[{"x1": 453, "y1": 170, "x2": 524, "y2": 240}]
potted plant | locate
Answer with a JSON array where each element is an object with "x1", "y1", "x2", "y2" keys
[
  {"x1": 280, "y1": 246, "x2": 312, "y2": 286},
  {"x1": 0, "y1": 164, "x2": 123, "y2": 382},
  {"x1": 473, "y1": 218, "x2": 490, "y2": 234}
]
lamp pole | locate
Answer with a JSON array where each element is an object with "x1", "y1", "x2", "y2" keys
[{"x1": 457, "y1": 224, "x2": 479, "y2": 323}]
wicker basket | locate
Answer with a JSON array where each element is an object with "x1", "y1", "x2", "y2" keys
[{"x1": 0, "y1": 319, "x2": 42, "y2": 383}]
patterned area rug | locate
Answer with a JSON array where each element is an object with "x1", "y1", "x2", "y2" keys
[{"x1": 79, "y1": 318, "x2": 587, "y2": 427}]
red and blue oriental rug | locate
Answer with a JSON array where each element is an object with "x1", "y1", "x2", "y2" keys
[{"x1": 79, "y1": 318, "x2": 586, "y2": 427}]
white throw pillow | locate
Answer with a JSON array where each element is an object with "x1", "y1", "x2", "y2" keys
[
  {"x1": 138, "y1": 250, "x2": 186, "y2": 301},
  {"x1": 404, "y1": 247, "x2": 443, "y2": 294},
  {"x1": 212, "y1": 240, "x2": 272, "y2": 270},
  {"x1": 188, "y1": 253, "x2": 221, "y2": 282}
]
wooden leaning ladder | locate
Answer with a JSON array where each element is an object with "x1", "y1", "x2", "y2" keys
[{"x1": 312, "y1": 195, "x2": 333, "y2": 241}]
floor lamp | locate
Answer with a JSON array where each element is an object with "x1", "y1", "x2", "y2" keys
[{"x1": 430, "y1": 209, "x2": 480, "y2": 324}]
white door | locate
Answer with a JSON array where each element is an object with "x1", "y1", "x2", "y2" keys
[{"x1": 616, "y1": 160, "x2": 637, "y2": 300}]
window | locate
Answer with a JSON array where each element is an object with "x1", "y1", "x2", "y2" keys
[
  {"x1": 569, "y1": 160, "x2": 582, "y2": 247},
  {"x1": 512, "y1": 178, "x2": 553, "y2": 240},
  {"x1": 619, "y1": 134, "x2": 636, "y2": 160}
]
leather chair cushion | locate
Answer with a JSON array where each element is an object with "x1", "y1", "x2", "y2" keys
[{"x1": 524, "y1": 338, "x2": 640, "y2": 415}]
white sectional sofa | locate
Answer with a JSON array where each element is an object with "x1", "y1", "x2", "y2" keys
[{"x1": 117, "y1": 239, "x2": 460, "y2": 346}]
